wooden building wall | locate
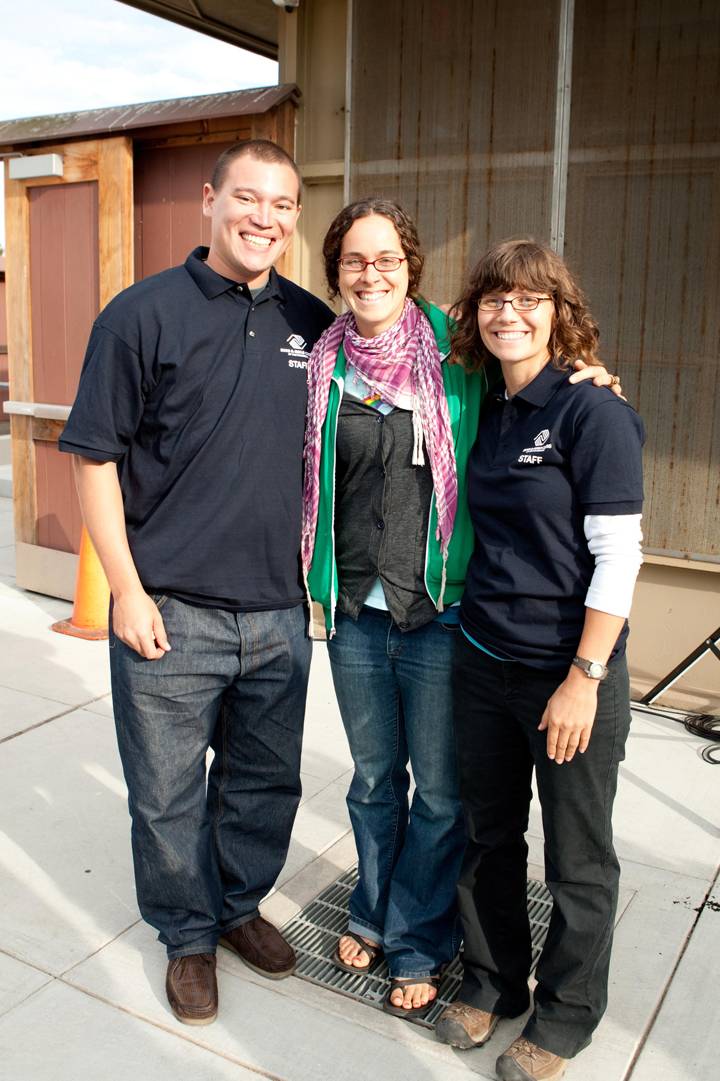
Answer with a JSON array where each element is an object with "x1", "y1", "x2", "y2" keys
[
  {"x1": 0, "y1": 274, "x2": 6, "y2": 346},
  {"x1": 134, "y1": 142, "x2": 233, "y2": 279},
  {"x1": 0, "y1": 269, "x2": 7, "y2": 431},
  {"x1": 349, "y1": 0, "x2": 720, "y2": 565},
  {"x1": 280, "y1": 0, "x2": 347, "y2": 307},
  {"x1": 29, "y1": 182, "x2": 99, "y2": 553}
]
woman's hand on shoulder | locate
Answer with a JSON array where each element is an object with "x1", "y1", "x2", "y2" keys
[
  {"x1": 538, "y1": 666, "x2": 599, "y2": 763},
  {"x1": 569, "y1": 358, "x2": 624, "y2": 398},
  {"x1": 429, "y1": 300, "x2": 463, "y2": 319}
]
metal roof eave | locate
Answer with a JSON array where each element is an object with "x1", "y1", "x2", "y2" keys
[
  {"x1": 117, "y1": 0, "x2": 279, "y2": 60},
  {"x1": 0, "y1": 85, "x2": 299, "y2": 150}
]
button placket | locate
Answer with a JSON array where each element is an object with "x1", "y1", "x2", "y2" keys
[
  {"x1": 379, "y1": 411, "x2": 393, "y2": 520},
  {"x1": 493, "y1": 400, "x2": 518, "y2": 466}
]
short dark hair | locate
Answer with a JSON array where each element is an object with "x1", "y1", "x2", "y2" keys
[
  {"x1": 322, "y1": 198, "x2": 425, "y2": 300},
  {"x1": 210, "y1": 139, "x2": 302, "y2": 201},
  {"x1": 450, "y1": 237, "x2": 601, "y2": 371}
]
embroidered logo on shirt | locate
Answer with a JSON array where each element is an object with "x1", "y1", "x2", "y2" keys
[
  {"x1": 281, "y1": 334, "x2": 310, "y2": 369},
  {"x1": 518, "y1": 428, "x2": 553, "y2": 464}
]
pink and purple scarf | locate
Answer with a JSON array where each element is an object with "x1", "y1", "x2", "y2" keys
[{"x1": 301, "y1": 299, "x2": 458, "y2": 591}]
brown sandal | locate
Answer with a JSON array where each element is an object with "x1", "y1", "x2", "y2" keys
[
  {"x1": 383, "y1": 975, "x2": 440, "y2": 1018},
  {"x1": 333, "y1": 930, "x2": 383, "y2": 974}
]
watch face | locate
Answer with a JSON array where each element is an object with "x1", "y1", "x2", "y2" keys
[{"x1": 588, "y1": 662, "x2": 604, "y2": 679}]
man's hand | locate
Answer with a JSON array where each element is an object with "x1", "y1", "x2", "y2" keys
[
  {"x1": 113, "y1": 588, "x2": 171, "y2": 660},
  {"x1": 73, "y1": 458, "x2": 169, "y2": 658},
  {"x1": 538, "y1": 667, "x2": 599, "y2": 763},
  {"x1": 569, "y1": 358, "x2": 624, "y2": 397}
]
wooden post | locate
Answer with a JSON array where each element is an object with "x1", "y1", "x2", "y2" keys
[
  {"x1": 97, "y1": 137, "x2": 134, "y2": 306},
  {"x1": 4, "y1": 164, "x2": 36, "y2": 545}
]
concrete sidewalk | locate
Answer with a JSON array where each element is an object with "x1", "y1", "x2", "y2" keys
[{"x1": 0, "y1": 493, "x2": 718, "y2": 1081}]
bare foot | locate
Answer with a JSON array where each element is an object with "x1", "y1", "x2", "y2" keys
[
  {"x1": 389, "y1": 979, "x2": 438, "y2": 1010},
  {"x1": 337, "y1": 934, "x2": 380, "y2": 969}
]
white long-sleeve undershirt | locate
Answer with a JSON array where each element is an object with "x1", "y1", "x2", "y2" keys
[{"x1": 584, "y1": 514, "x2": 643, "y2": 618}]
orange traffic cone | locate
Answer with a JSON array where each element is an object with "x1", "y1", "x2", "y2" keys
[{"x1": 51, "y1": 527, "x2": 110, "y2": 640}]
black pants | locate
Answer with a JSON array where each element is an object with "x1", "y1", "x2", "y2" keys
[{"x1": 452, "y1": 634, "x2": 631, "y2": 1058}]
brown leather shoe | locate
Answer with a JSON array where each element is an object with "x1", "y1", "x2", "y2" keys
[
  {"x1": 166, "y1": 953, "x2": 217, "y2": 1026},
  {"x1": 435, "y1": 1000, "x2": 500, "y2": 1048},
  {"x1": 219, "y1": 916, "x2": 296, "y2": 979},
  {"x1": 496, "y1": 1037, "x2": 568, "y2": 1081}
]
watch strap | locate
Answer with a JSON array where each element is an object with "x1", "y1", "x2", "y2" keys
[{"x1": 572, "y1": 655, "x2": 609, "y2": 681}]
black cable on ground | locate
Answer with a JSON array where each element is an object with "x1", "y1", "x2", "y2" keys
[
  {"x1": 701, "y1": 744, "x2": 720, "y2": 765},
  {"x1": 630, "y1": 700, "x2": 720, "y2": 764},
  {"x1": 682, "y1": 713, "x2": 720, "y2": 741}
]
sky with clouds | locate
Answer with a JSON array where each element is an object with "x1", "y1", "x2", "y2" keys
[{"x1": 0, "y1": 0, "x2": 278, "y2": 245}]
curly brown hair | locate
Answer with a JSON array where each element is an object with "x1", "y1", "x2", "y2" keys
[
  {"x1": 322, "y1": 198, "x2": 425, "y2": 300},
  {"x1": 450, "y1": 238, "x2": 601, "y2": 372}
]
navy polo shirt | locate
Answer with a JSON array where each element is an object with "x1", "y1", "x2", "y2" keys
[
  {"x1": 60, "y1": 247, "x2": 334, "y2": 609},
  {"x1": 460, "y1": 363, "x2": 644, "y2": 669}
]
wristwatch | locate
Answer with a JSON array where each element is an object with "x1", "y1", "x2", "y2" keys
[{"x1": 571, "y1": 655, "x2": 608, "y2": 681}]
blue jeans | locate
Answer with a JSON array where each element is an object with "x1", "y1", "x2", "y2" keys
[
  {"x1": 327, "y1": 607, "x2": 465, "y2": 979},
  {"x1": 110, "y1": 597, "x2": 311, "y2": 958},
  {"x1": 453, "y1": 634, "x2": 632, "y2": 1058}
]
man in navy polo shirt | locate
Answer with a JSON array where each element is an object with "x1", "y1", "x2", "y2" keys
[{"x1": 59, "y1": 140, "x2": 334, "y2": 1025}]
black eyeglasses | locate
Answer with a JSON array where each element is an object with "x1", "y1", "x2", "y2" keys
[
  {"x1": 338, "y1": 256, "x2": 407, "y2": 273},
  {"x1": 478, "y1": 296, "x2": 552, "y2": 312}
]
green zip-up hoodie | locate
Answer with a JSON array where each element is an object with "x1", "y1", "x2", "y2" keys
[{"x1": 306, "y1": 299, "x2": 487, "y2": 635}]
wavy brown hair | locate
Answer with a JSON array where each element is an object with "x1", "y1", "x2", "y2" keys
[
  {"x1": 322, "y1": 198, "x2": 424, "y2": 301},
  {"x1": 450, "y1": 238, "x2": 601, "y2": 372}
]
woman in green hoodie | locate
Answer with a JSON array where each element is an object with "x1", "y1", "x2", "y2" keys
[{"x1": 301, "y1": 200, "x2": 615, "y2": 1019}]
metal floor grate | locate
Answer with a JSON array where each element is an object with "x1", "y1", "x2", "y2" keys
[{"x1": 283, "y1": 867, "x2": 553, "y2": 1029}]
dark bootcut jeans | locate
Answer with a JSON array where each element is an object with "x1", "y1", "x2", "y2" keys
[
  {"x1": 110, "y1": 596, "x2": 311, "y2": 958},
  {"x1": 452, "y1": 633, "x2": 631, "y2": 1059},
  {"x1": 327, "y1": 607, "x2": 466, "y2": 979}
]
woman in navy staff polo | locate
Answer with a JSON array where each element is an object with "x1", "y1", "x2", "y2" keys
[{"x1": 435, "y1": 239, "x2": 644, "y2": 1081}]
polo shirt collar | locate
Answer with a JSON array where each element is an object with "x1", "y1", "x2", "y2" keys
[
  {"x1": 185, "y1": 247, "x2": 284, "y2": 302},
  {"x1": 265, "y1": 267, "x2": 285, "y2": 303},
  {"x1": 503, "y1": 361, "x2": 569, "y2": 408}
]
